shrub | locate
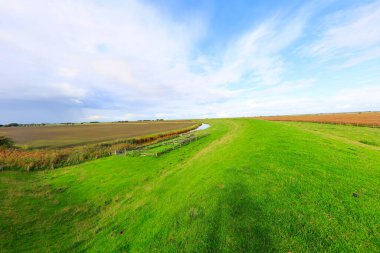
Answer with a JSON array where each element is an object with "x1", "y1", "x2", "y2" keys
[{"x1": 0, "y1": 136, "x2": 14, "y2": 148}]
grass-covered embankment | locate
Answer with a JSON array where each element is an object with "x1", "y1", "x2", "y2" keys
[{"x1": 0, "y1": 119, "x2": 379, "y2": 252}]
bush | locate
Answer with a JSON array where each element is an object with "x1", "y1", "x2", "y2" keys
[
  {"x1": 0, "y1": 136, "x2": 14, "y2": 147},
  {"x1": 5, "y1": 123, "x2": 19, "y2": 127}
]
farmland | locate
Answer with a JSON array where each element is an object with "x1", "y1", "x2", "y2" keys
[
  {"x1": 0, "y1": 122, "x2": 200, "y2": 171},
  {"x1": 1, "y1": 118, "x2": 379, "y2": 252},
  {"x1": 258, "y1": 111, "x2": 380, "y2": 127},
  {"x1": 0, "y1": 121, "x2": 196, "y2": 148}
]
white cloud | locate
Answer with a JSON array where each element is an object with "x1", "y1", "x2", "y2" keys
[
  {"x1": 123, "y1": 113, "x2": 148, "y2": 120},
  {"x1": 0, "y1": 0, "x2": 315, "y2": 121},
  {"x1": 331, "y1": 85, "x2": 380, "y2": 110},
  {"x1": 0, "y1": 0, "x2": 378, "y2": 123},
  {"x1": 49, "y1": 83, "x2": 88, "y2": 98},
  {"x1": 56, "y1": 68, "x2": 80, "y2": 78},
  {"x1": 86, "y1": 115, "x2": 105, "y2": 121},
  {"x1": 203, "y1": 11, "x2": 311, "y2": 88},
  {"x1": 92, "y1": 60, "x2": 136, "y2": 87},
  {"x1": 306, "y1": 0, "x2": 380, "y2": 67},
  {"x1": 247, "y1": 85, "x2": 380, "y2": 116}
]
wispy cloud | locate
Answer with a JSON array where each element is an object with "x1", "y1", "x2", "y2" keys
[{"x1": 306, "y1": 0, "x2": 380, "y2": 68}]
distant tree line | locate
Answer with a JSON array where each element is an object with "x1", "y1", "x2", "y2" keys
[
  {"x1": 0, "y1": 119, "x2": 165, "y2": 127},
  {"x1": 0, "y1": 122, "x2": 104, "y2": 127},
  {"x1": 113, "y1": 119, "x2": 164, "y2": 123},
  {"x1": 0, "y1": 123, "x2": 20, "y2": 127},
  {"x1": 137, "y1": 119, "x2": 164, "y2": 122},
  {"x1": 0, "y1": 123, "x2": 51, "y2": 127}
]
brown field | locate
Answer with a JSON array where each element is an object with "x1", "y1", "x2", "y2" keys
[
  {"x1": 0, "y1": 121, "x2": 196, "y2": 148},
  {"x1": 257, "y1": 112, "x2": 380, "y2": 127}
]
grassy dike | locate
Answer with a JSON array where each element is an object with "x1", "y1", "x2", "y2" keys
[{"x1": 1, "y1": 119, "x2": 379, "y2": 252}]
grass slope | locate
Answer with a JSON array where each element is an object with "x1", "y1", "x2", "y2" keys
[
  {"x1": 1, "y1": 119, "x2": 379, "y2": 252},
  {"x1": 280, "y1": 121, "x2": 380, "y2": 148}
]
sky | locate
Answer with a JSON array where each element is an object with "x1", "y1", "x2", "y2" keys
[{"x1": 1, "y1": 0, "x2": 380, "y2": 123}]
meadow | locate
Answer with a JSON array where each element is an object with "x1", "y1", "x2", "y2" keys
[{"x1": 1, "y1": 118, "x2": 379, "y2": 252}]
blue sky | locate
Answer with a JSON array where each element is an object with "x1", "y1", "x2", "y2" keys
[{"x1": 1, "y1": 0, "x2": 380, "y2": 123}]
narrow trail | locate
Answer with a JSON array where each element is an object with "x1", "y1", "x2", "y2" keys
[{"x1": 188, "y1": 119, "x2": 240, "y2": 162}]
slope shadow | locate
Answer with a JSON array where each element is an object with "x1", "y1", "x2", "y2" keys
[{"x1": 207, "y1": 178, "x2": 275, "y2": 252}]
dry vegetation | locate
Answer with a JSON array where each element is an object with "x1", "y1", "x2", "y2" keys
[{"x1": 257, "y1": 112, "x2": 380, "y2": 127}]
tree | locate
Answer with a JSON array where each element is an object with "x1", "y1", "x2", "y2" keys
[{"x1": 5, "y1": 123, "x2": 19, "y2": 127}]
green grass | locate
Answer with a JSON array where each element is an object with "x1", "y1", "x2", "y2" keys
[
  {"x1": 281, "y1": 121, "x2": 380, "y2": 148},
  {"x1": 1, "y1": 119, "x2": 379, "y2": 252}
]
